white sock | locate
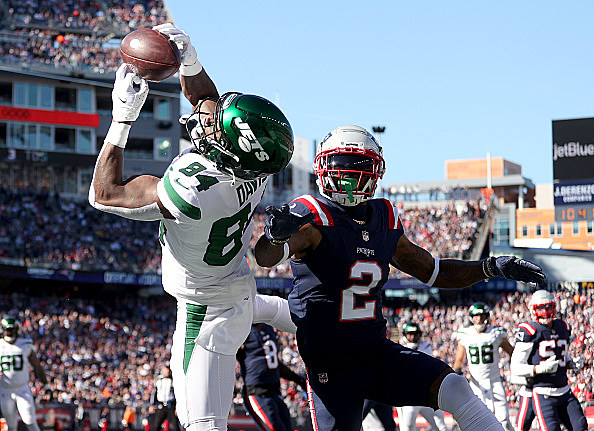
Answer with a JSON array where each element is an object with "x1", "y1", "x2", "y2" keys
[{"x1": 437, "y1": 373, "x2": 503, "y2": 431}]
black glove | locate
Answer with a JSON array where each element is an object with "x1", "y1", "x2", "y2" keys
[
  {"x1": 264, "y1": 204, "x2": 315, "y2": 245},
  {"x1": 483, "y1": 256, "x2": 546, "y2": 286}
]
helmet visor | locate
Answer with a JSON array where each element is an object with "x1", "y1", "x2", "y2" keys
[{"x1": 328, "y1": 154, "x2": 376, "y2": 173}]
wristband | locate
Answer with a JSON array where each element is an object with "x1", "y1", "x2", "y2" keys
[
  {"x1": 105, "y1": 122, "x2": 131, "y2": 149},
  {"x1": 426, "y1": 257, "x2": 440, "y2": 287},
  {"x1": 482, "y1": 258, "x2": 495, "y2": 278},
  {"x1": 180, "y1": 58, "x2": 203, "y2": 77},
  {"x1": 270, "y1": 243, "x2": 290, "y2": 266}
]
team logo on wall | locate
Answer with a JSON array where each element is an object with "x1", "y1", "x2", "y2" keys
[
  {"x1": 318, "y1": 373, "x2": 328, "y2": 384},
  {"x1": 362, "y1": 231, "x2": 370, "y2": 242}
]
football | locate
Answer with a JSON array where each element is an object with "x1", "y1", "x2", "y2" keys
[{"x1": 120, "y1": 28, "x2": 181, "y2": 82}]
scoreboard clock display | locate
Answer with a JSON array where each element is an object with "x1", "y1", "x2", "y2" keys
[{"x1": 555, "y1": 204, "x2": 594, "y2": 222}]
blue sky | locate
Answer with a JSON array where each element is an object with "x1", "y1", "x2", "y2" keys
[{"x1": 167, "y1": 1, "x2": 594, "y2": 186}]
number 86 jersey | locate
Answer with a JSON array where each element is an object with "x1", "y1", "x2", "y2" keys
[
  {"x1": 456, "y1": 325, "x2": 507, "y2": 382},
  {"x1": 156, "y1": 149, "x2": 267, "y2": 305}
]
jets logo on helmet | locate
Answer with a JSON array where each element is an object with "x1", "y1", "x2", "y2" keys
[
  {"x1": 314, "y1": 125, "x2": 385, "y2": 207},
  {"x1": 1, "y1": 317, "x2": 18, "y2": 343},
  {"x1": 468, "y1": 302, "x2": 490, "y2": 332},
  {"x1": 180, "y1": 92, "x2": 293, "y2": 180},
  {"x1": 528, "y1": 289, "x2": 556, "y2": 325}
]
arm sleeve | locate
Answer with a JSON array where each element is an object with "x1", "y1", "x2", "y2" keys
[
  {"x1": 253, "y1": 294, "x2": 297, "y2": 334},
  {"x1": 510, "y1": 341, "x2": 535, "y2": 377}
]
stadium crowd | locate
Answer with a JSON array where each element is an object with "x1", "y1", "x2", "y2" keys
[
  {"x1": 1, "y1": 0, "x2": 170, "y2": 73},
  {"x1": 0, "y1": 187, "x2": 482, "y2": 278},
  {"x1": 1, "y1": 286, "x2": 592, "y2": 426}
]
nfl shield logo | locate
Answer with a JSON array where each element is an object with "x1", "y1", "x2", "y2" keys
[
  {"x1": 318, "y1": 373, "x2": 328, "y2": 384},
  {"x1": 362, "y1": 231, "x2": 370, "y2": 242}
]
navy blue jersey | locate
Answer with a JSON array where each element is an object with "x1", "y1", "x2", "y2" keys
[
  {"x1": 238, "y1": 324, "x2": 281, "y2": 387},
  {"x1": 287, "y1": 195, "x2": 403, "y2": 368},
  {"x1": 515, "y1": 319, "x2": 571, "y2": 389}
]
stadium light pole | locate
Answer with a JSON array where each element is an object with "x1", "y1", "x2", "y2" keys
[
  {"x1": 372, "y1": 125, "x2": 386, "y2": 146},
  {"x1": 372, "y1": 126, "x2": 386, "y2": 197}
]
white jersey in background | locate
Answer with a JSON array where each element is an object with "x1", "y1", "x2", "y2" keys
[
  {"x1": 456, "y1": 325, "x2": 513, "y2": 431},
  {"x1": 157, "y1": 149, "x2": 267, "y2": 305},
  {"x1": 456, "y1": 325, "x2": 507, "y2": 381},
  {"x1": 397, "y1": 338, "x2": 448, "y2": 431},
  {"x1": 0, "y1": 338, "x2": 34, "y2": 389}
]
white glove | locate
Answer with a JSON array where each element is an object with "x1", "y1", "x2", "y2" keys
[
  {"x1": 112, "y1": 64, "x2": 149, "y2": 122},
  {"x1": 153, "y1": 23, "x2": 202, "y2": 76},
  {"x1": 534, "y1": 356, "x2": 559, "y2": 374}
]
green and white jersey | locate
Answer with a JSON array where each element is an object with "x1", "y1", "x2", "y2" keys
[
  {"x1": 0, "y1": 338, "x2": 34, "y2": 389},
  {"x1": 457, "y1": 325, "x2": 507, "y2": 381},
  {"x1": 156, "y1": 149, "x2": 267, "y2": 305}
]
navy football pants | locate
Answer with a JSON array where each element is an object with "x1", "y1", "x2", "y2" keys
[
  {"x1": 516, "y1": 394, "x2": 536, "y2": 431},
  {"x1": 362, "y1": 400, "x2": 396, "y2": 431},
  {"x1": 306, "y1": 339, "x2": 450, "y2": 431},
  {"x1": 532, "y1": 390, "x2": 587, "y2": 431},
  {"x1": 244, "y1": 391, "x2": 292, "y2": 431}
]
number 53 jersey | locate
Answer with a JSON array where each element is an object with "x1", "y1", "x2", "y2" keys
[
  {"x1": 157, "y1": 149, "x2": 267, "y2": 305},
  {"x1": 0, "y1": 338, "x2": 33, "y2": 389},
  {"x1": 457, "y1": 325, "x2": 507, "y2": 382}
]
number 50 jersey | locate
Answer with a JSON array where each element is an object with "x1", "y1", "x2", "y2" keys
[
  {"x1": 0, "y1": 338, "x2": 34, "y2": 389},
  {"x1": 157, "y1": 149, "x2": 267, "y2": 305}
]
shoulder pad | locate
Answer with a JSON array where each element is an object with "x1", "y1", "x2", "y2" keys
[
  {"x1": 554, "y1": 319, "x2": 570, "y2": 333},
  {"x1": 291, "y1": 195, "x2": 334, "y2": 226},
  {"x1": 379, "y1": 199, "x2": 402, "y2": 230},
  {"x1": 515, "y1": 323, "x2": 537, "y2": 343}
]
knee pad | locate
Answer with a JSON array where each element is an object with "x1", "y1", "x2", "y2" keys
[{"x1": 438, "y1": 373, "x2": 503, "y2": 431}]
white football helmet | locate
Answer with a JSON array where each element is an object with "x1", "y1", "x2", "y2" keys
[
  {"x1": 313, "y1": 125, "x2": 385, "y2": 207},
  {"x1": 528, "y1": 290, "x2": 556, "y2": 325}
]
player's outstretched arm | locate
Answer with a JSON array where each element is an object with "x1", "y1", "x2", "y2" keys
[
  {"x1": 89, "y1": 64, "x2": 172, "y2": 221},
  {"x1": 391, "y1": 234, "x2": 546, "y2": 288},
  {"x1": 153, "y1": 23, "x2": 218, "y2": 108},
  {"x1": 254, "y1": 204, "x2": 318, "y2": 268}
]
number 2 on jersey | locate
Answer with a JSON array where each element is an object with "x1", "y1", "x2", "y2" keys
[{"x1": 340, "y1": 261, "x2": 382, "y2": 321}]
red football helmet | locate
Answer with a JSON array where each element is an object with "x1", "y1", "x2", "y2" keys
[
  {"x1": 313, "y1": 125, "x2": 385, "y2": 207},
  {"x1": 528, "y1": 290, "x2": 556, "y2": 325}
]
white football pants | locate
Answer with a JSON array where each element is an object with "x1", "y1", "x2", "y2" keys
[
  {"x1": 469, "y1": 378, "x2": 513, "y2": 431},
  {"x1": 0, "y1": 385, "x2": 41, "y2": 431},
  {"x1": 397, "y1": 406, "x2": 448, "y2": 431}
]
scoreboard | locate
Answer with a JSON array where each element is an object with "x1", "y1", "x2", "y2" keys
[{"x1": 552, "y1": 118, "x2": 594, "y2": 222}]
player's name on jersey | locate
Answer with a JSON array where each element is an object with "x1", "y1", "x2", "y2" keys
[{"x1": 236, "y1": 177, "x2": 267, "y2": 207}]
